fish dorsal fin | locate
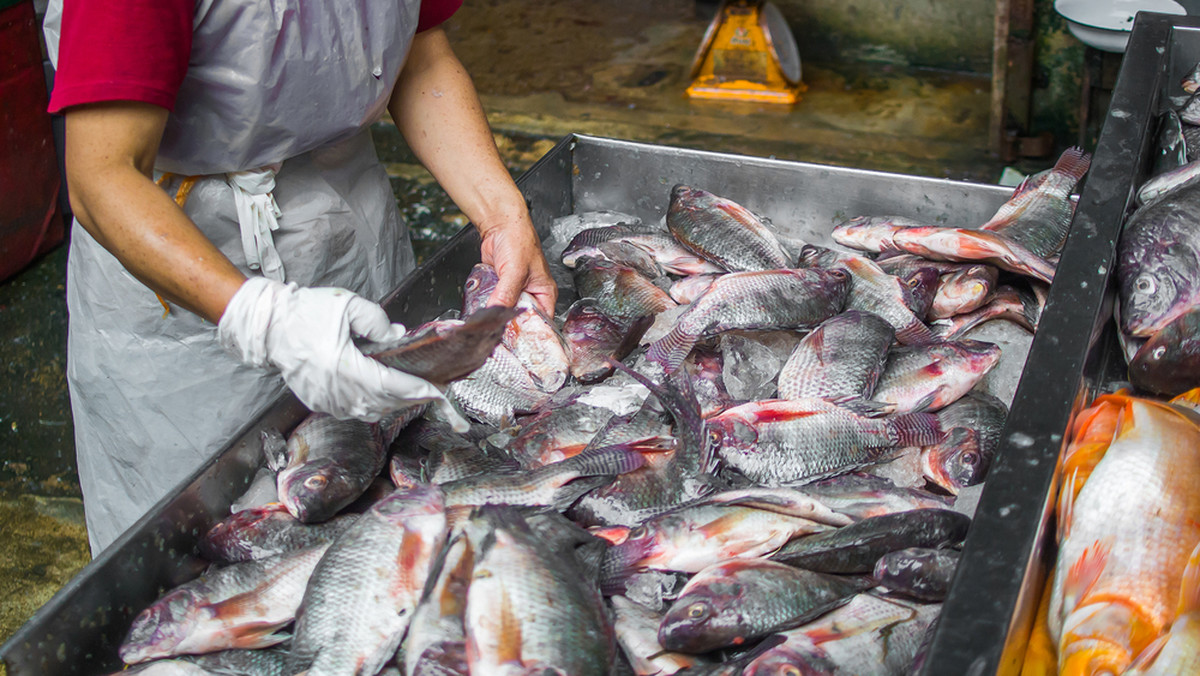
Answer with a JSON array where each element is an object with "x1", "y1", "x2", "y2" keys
[{"x1": 1177, "y1": 540, "x2": 1200, "y2": 617}]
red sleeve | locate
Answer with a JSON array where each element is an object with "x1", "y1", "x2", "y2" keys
[
  {"x1": 417, "y1": 0, "x2": 463, "y2": 32},
  {"x1": 48, "y1": 0, "x2": 193, "y2": 114}
]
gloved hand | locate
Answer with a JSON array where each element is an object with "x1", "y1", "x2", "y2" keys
[{"x1": 218, "y1": 277, "x2": 469, "y2": 430}]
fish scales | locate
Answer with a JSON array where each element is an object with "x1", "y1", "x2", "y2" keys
[
  {"x1": 777, "y1": 310, "x2": 894, "y2": 403},
  {"x1": 666, "y1": 185, "x2": 791, "y2": 272},
  {"x1": 1118, "y1": 179, "x2": 1200, "y2": 338}
]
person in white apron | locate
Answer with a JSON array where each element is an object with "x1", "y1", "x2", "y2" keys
[{"x1": 45, "y1": 0, "x2": 556, "y2": 554}]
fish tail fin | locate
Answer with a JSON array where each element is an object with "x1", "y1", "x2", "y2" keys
[
  {"x1": 1178, "y1": 540, "x2": 1200, "y2": 616},
  {"x1": 261, "y1": 428, "x2": 288, "y2": 473},
  {"x1": 1053, "y1": 146, "x2": 1092, "y2": 183},
  {"x1": 1062, "y1": 539, "x2": 1110, "y2": 613},
  {"x1": 599, "y1": 537, "x2": 656, "y2": 596},
  {"x1": 551, "y1": 476, "x2": 615, "y2": 512},
  {"x1": 645, "y1": 327, "x2": 698, "y2": 374}
]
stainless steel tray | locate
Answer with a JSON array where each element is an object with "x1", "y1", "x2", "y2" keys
[
  {"x1": 2, "y1": 134, "x2": 1055, "y2": 675},
  {"x1": 922, "y1": 12, "x2": 1200, "y2": 676}
]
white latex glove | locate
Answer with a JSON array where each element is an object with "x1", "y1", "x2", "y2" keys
[
  {"x1": 227, "y1": 165, "x2": 285, "y2": 282},
  {"x1": 218, "y1": 277, "x2": 469, "y2": 430}
]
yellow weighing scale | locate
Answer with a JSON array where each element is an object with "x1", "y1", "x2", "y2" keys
[{"x1": 687, "y1": 0, "x2": 805, "y2": 104}]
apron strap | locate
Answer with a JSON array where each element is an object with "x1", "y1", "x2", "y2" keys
[{"x1": 226, "y1": 164, "x2": 285, "y2": 283}]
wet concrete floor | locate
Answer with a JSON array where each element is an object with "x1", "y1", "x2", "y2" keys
[{"x1": 0, "y1": 0, "x2": 1056, "y2": 660}]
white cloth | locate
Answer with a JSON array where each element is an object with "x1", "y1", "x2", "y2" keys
[{"x1": 227, "y1": 164, "x2": 285, "y2": 281}]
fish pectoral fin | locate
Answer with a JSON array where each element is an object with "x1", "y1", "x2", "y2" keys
[
  {"x1": 1125, "y1": 632, "x2": 1170, "y2": 674},
  {"x1": 224, "y1": 622, "x2": 292, "y2": 649},
  {"x1": 1178, "y1": 540, "x2": 1200, "y2": 616},
  {"x1": 1062, "y1": 538, "x2": 1111, "y2": 612}
]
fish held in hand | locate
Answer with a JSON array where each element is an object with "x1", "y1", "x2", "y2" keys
[
  {"x1": 666, "y1": 185, "x2": 791, "y2": 272},
  {"x1": 363, "y1": 306, "x2": 520, "y2": 386},
  {"x1": 574, "y1": 256, "x2": 678, "y2": 321}
]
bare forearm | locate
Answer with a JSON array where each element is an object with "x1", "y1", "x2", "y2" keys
[
  {"x1": 389, "y1": 29, "x2": 526, "y2": 232},
  {"x1": 65, "y1": 103, "x2": 245, "y2": 323}
]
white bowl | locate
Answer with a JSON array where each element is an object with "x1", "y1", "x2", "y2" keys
[{"x1": 1055, "y1": 0, "x2": 1186, "y2": 52}]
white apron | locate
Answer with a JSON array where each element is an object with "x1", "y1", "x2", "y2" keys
[{"x1": 46, "y1": 0, "x2": 421, "y2": 553}]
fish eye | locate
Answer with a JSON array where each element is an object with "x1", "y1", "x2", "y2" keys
[
  {"x1": 906, "y1": 276, "x2": 920, "y2": 287},
  {"x1": 303, "y1": 475, "x2": 327, "y2": 490},
  {"x1": 1152, "y1": 345, "x2": 1167, "y2": 360},
  {"x1": 961, "y1": 451, "x2": 979, "y2": 466},
  {"x1": 628, "y1": 525, "x2": 648, "y2": 539},
  {"x1": 782, "y1": 667, "x2": 802, "y2": 676},
  {"x1": 465, "y1": 278, "x2": 479, "y2": 291},
  {"x1": 686, "y1": 602, "x2": 710, "y2": 619},
  {"x1": 1134, "y1": 275, "x2": 1157, "y2": 295}
]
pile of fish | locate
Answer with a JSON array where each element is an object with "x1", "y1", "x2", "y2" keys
[
  {"x1": 1020, "y1": 389, "x2": 1200, "y2": 676},
  {"x1": 1114, "y1": 66, "x2": 1200, "y2": 395},
  {"x1": 111, "y1": 167, "x2": 1091, "y2": 675}
]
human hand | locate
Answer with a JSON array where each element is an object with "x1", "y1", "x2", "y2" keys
[
  {"x1": 478, "y1": 213, "x2": 558, "y2": 317},
  {"x1": 218, "y1": 277, "x2": 469, "y2": 430}
]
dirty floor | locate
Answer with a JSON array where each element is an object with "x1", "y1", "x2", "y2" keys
[{"x1": 0, "y1": 0, "x2": 1056, "y2": 660}]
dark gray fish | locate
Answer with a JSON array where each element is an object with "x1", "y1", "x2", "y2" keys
[
  {"x1": 464, "y1": 506, "x2": 618, "y2": 675},
  {"x1": 777, "y1": 310, "x2": 895, "y2": 403},
  {"x1": 930, "y1": 283, "x2": 1043, "y2": 339},
  {"x1": 666, "y1": 184, "x2": 791, "y2": 272},
  {"x1": 440, "y1": 442, "x2": 649, "y2": 510},
  {"x1": 574, "y1": 256, "x2": 678, "y2": 321},
  {"x1": 874, "y1": 546, "x2": 961, "y2": 602},
  {"x1": 920, "y1": 391, "x2": 1008, "y2": 493},
  {"x1": 1153, "y1": 110, "x2": 1188, "y2": 177},
  {"x1": 447, "y1": 343, "x2": 554, "y2": 428},
  {"x1": 646, "y1": 268, "x2": 850, "y2": 373},
  {"x1": 1138, "y1": 158, "x2": 1200, "y2": 206},
  {"x1": 1129, "y1": 304, "x2": 1200, "y2": 396},
  {"x1": 199, "y1": 503, "x2": 357, "y2": 563},
  {"x1": 362, "y1": 306, "x2": 520, "y2": 386},
  {"x1": 289, "y1": 485, "x2": 448, "y2": 675},
  {"x1": 707, "y1": 398, "x2": 942, "y2": 486},
  {"x1": 563, "y1": 298, "x2": 654, "y2": 384},
  {"x1": 1181, "y1": 89, "x2": 1200, "y2": 125},
  {"x1": 871, "y1": 339, "x2": 1002, "y2": 413},
  {"x1": 798, "y1": 245, "x2": 935, "y2": 344},
  {"x1": 1186, "y1": 125, "x2": 1200, "y2": 162},
  {"x1": 658, "y1": 558, "x2": 872, "y2": 653},
  {"x1": 979, "y1": 146, "x2": 1089, "y2": 260},
  {"x1": 277, "y1": 412, "x2": 389, "y2": 524},
  {"x1": 1117, "y1": 179, "x2": 1200, "y2": 337},
  {"x1": 770, "y1": 508, "x2": 970, "y2": 573}
]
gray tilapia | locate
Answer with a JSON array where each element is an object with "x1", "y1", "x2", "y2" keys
[
  {"x1": 929, "y1": 264, "x2": 999, "y2": 319},
  {"x1": 115, "y1": 648, "x2": 290, "y2": 676},
  {"x1": 563, "y1": 298, "x2": 654, "y2": 384},
  {"x1": 666, "y1": 185, "x2": 791, "y2": 272},
  {"x1": 770, "y1": 508, "x2": 969, "y2": 573},
  {"x1": 1118, "y1": 179, "x2": 1200, "y2": 337},
  {"x1": 447, "y1": 343, "x2": 554, "y2": 428},
  {"x1": 363, "y1": 306, "x2": 520, "y2": 386},
  {"x1": 574, "y1": 256, "x2": 678, "y2": 321},
  {"x1": 978, "y1": 146, "x2": 1089, "y2": 260},
  {"x1": 119, "y1": 544, "x2": 329, "y2": 664},
  {"x1": 798, "y1": 245, "x2": 935, "y2": 344},
  {"x1": 874, "y1": 546, "x2": 961, "y2": 602},
  {"x1": 870, "y1": 339, "x2": 1001, "y2": 413},
  {"x1": 777, "y1": 310, "x2": 895, "y2": 403},
  {"x1": 919, "y1": 391, "x2": 1008, "y2": 493},
  {"x1": 1129, "y1": 305, "x2": 1200, "y2": 396},
  {"x1": 833, "y1": 216, "x2": 1058, "y2": 283},
  {"x1": 563, "y1": 224, "x2": 724, "y2": 276},
  {"x1": 276, "y1": 406, "x2": 422, "y2": 523},
  {"x1": 199, "y1": 502, "x2": 357, "y2": 563},
  {"x1": 658, "y1": 558, "x2": 872, "y2": 653},
  {"x1": 440, "y1": 442, "x2": 649, "y2": 510},
  {"x1": 646, "y1": 268, "x2": 849, "y2": 373},
  {"x1": 930, "y1": 283, "x2": 1044, "y2": 339},
  {"x1": 464, "y1": 506, "x2": 618, "y2": 675},
  {"x1": 787, "y1": 473, "x2": 952, "y2": 520},
  {"x1": 707, "y1": 398, "x2": 942, "y2": 486},
  {"x1": 742, "y1": 593, "x2": 941, "y2": 676},
  {"x1": 504, "y1": 395, "x2": 618, "y2": 468},
  {"x1": 404, "y1": 534, "x2": 474, "y2": 676},
  {"x1": 289, "y1": 484, "x2": 447, "y2": 676},
  {"x1": 462, "y1": 263, "x2": 571, "y2": 392}
]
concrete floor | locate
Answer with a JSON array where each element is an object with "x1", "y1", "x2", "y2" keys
[{"x1": 0, "y1": 0, "x2": 1049, "y2": 660}]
